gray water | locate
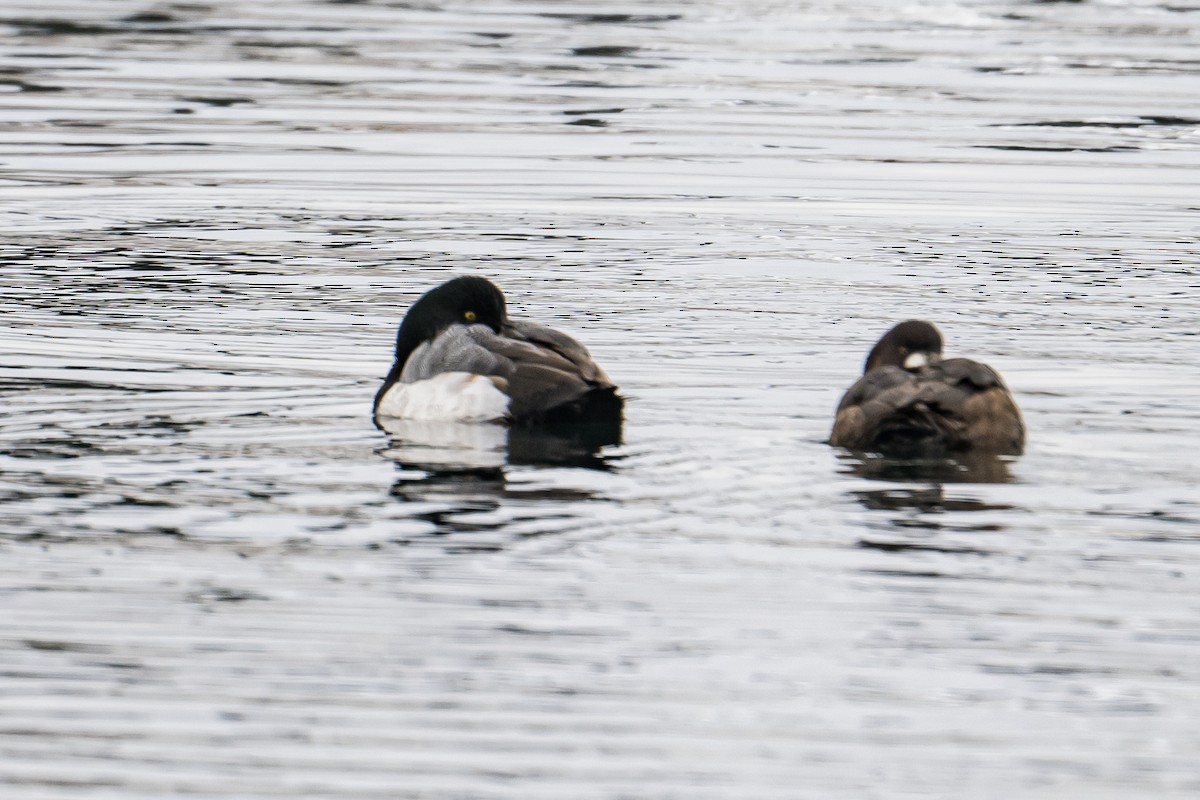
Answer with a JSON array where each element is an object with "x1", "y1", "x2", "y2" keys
[{"x1": 1, "y1": 1, "x2": 1199, "y2": 797}]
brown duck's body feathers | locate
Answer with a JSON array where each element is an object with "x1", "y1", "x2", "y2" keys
[{"x1": 831, "y1": 322, "x2": 1024, "y2": 456}]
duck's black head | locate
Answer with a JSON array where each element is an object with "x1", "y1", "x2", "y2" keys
[
  {"x1": 392, "y1": 276, "x2": 508, "y2": 368},
  {"x1": 863, "y1": 320, "x2": 943, "y2": 374}
]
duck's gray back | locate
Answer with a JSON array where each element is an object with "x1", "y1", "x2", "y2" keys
[
  {"x1": 400, "y1": 324, "x2": 513, "y2": 384},
  {"x1": 400, "y1": 320, "x2": 614, "y2": 420},
  {"x1": 505, "y1": 319, "x2": 613, "y2": 387}
]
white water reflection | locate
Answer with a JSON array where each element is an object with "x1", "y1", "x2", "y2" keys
[{"x1": 380, "y1": 419, "x2": 511, "y2": 470}]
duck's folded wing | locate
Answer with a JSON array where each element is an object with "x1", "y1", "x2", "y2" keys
[
  {"x1": 401, "y1": 323, "x2": 606, "y2": 419},
  {"x1": 928, "y1": 358, "x2": 1021, "y2": 416},
  {"x1": 505, "y1": 319, "x2": 615, "y2": 388},
  {"x1": 926, "y1": 359, "x2": 1024, "y2": 452},
  {"x1": 399, "y1": 324, "x2": 513, "y2": 383},
  {"x1": 936, "y1": 358, "x2": 1005, "y2": 391},
  {"x1": 834, "y1": 366, "x2": 911, "y2": 414},
  {"x1": 831, "y1": 367, "x2": 919, "y2": 448},
  {"x1": 476, "y1": 323, "x2": 603, "y2": 418}
]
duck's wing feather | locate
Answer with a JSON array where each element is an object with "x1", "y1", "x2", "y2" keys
[
  {"x1": 831, "y1": 360, "x2": 1023, "y2": 454},
  {"x1": 400, "y1": 321, "x2": 614, "y2": 420},
  {"x1": 929, "y1": 359, "x2": 1024, "y2": 452},
  {"x1": 505, "y1": 319, "x2": 615, "y2": 388},
  {"x1": 935, "y1": 358, "x2": 1005, "y2": 392},
  {"x1": 399, "y1": 324, "x2": 513, "y2": 383},
  {"x1": 831, "y1": 366, "x2": 918, "y2": 449},
  {"x1": 489, "y1": 320, "x2": 615, "y2": 419},
  {"x1": 960, "y1": 386, "x2": 1024, "y2": 453}
]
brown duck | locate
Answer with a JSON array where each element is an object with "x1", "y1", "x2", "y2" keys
[{"x1": 830, "y1": 320, "x2": 1024, "y2": 456}]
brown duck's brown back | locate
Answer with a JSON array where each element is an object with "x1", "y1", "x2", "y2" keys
[{"x1": 831, "y1": 358, "x2": 1024, "y2": 456}]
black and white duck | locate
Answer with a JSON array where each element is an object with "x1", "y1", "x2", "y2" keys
[{"x1": 374, "y1": 276, "x2": 622, "y2": 428}]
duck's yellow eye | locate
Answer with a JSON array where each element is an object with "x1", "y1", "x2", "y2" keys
[{"x1": 464, "y1": 310, "x2": 476, "y2": 322}]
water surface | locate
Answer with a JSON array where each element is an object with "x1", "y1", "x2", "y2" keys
[{"x1": 1, "y1": 1, "x2": 1198, "y2": 797}]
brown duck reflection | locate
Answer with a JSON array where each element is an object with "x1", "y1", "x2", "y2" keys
[
  {"x1": 837, "y1": 450, "x2": 1017, "y2": 536},
  {"x1": 842, "y1": 450, "x2": 1016, "y2": 485}
]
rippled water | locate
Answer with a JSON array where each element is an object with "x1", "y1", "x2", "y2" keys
[{"x1": 2, "y1": 1, "x2": 1198, "y2": 797}]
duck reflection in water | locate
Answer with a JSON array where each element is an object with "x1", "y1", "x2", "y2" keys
[
  {"x1": 837, "y1": 452, "x2": 1017, "y2": 537},
  {"x1": 378, "y1": 417, "x2": 622, "y2": 540},
  {"x1": 842, "y1": 449, "x2": 1015, "y2": 485}
]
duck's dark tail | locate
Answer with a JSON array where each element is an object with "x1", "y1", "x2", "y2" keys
[{"x1": 519, "y1": 387, "x2": 624, "y2": 448}]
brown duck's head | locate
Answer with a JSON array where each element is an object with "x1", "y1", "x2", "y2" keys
[{"x1": 863, "y1": 320, "x2": 944, "y2": 374}]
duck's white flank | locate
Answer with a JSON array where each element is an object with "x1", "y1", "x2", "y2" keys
[{"x1": 376, "y1": 372, "x2": 510, "y2": 422}]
